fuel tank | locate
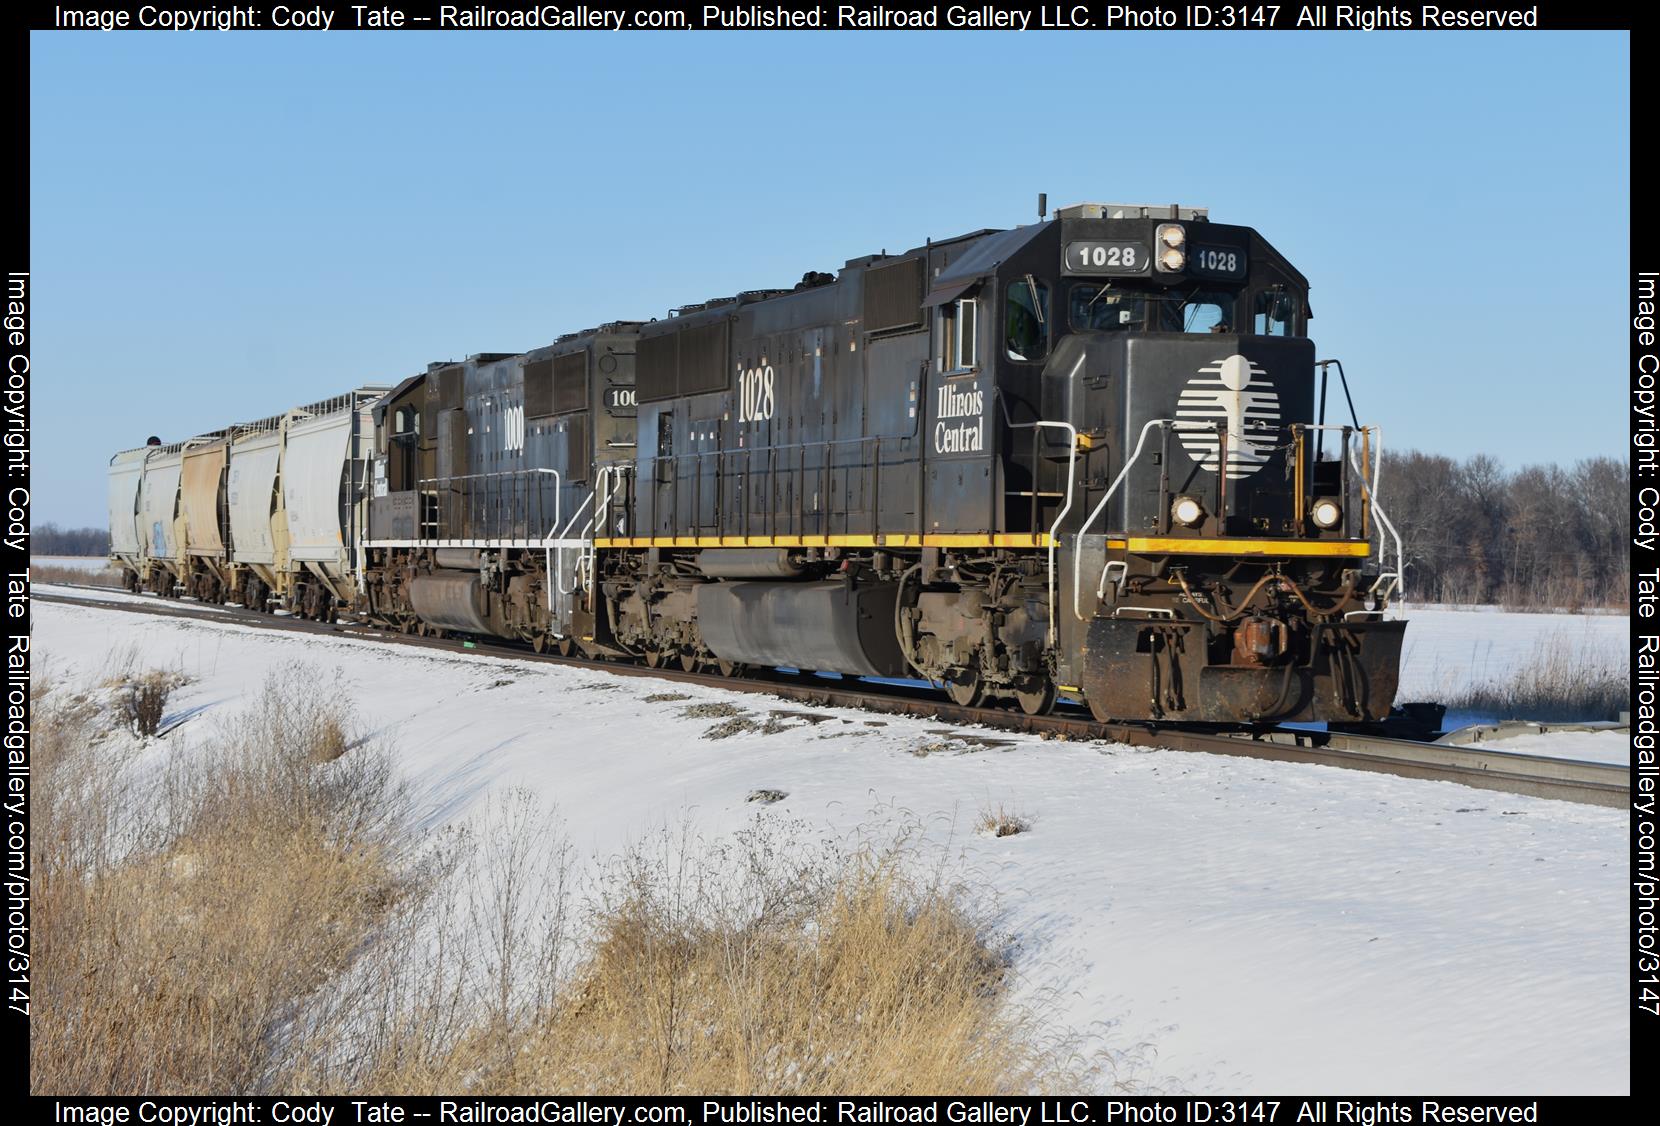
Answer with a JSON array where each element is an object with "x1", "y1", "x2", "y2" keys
[
  {"x1": 697, "y1": 580, "x2": 907, "y2": 678},
  {"x1": 409, "y1": 572, "x2": 495, "y2": 635}
]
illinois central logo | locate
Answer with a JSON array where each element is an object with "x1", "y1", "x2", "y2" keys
[{"x1": 1173, "y1": 354, "x2": 1281, "y2": 480}]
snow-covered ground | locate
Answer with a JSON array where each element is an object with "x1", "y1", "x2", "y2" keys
[
  {"x1": 31, "y1": 596, "x2": 1628, "y2": 1094},
  {"x1": 1468, "y1": 728, "x2": 1629, "y2": 766},
  {"x1": 32, "y1": 555, "x2": 113, "y2": 572},
  {"x1": 1394, "y1": 604, "x2": 1628, "y2": 703}
]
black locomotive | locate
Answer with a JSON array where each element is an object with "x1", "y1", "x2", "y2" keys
[{"x1": 353, "y1": 201, "x2": 1405, "y2": 723}]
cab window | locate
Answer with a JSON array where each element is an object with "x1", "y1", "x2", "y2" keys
[
  {"x1": 1172, "y1": 290, "x2": 1233, "y2": 333},
  {"x1": 939, "y1": 295, "x2": 980, "y2": 372},
  {"x1": 1254, "y1": 289, "x2": 1297, "y2": 336},
  {"x1": 1069, "y1": 284, "x2": 1236, "y2": 333},
  {"x1": 1070, "y1": 284, "x2": 1146, "y2": 332},
  {"x1": 1005, "y1": 278, "x2": 1050, "y2": 361}
]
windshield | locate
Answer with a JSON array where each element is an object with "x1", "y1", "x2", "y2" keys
[{"x1": 1069, "y1": 284, "x2": 1238, "y2": 334}]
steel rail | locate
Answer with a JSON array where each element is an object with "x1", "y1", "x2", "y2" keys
[{"x1": 31, "y1": 586, "x2": 1628, "y2": 808}]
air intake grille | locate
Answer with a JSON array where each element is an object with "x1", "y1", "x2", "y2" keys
[
  {"x1": 552, "y1": 351, "x2": 587, "y2": 414},
  {"x1": 636, "y1": 321, "x2": 731, "y2": 403},
  {"x1": 862, "y1": 257, "x2": 924, "y2": 333},
  {"x1": 523, "y1": 359, "x2": 554, "y2": 418},
  {"x1": 636, "y1": 334, "x2": 678, "y2": 404},
  {"x1": 562, "y1": 413, "x2": 588, "y2": 480},
  {"x1": 678, "y1": 321, "x2": 729, "y2": 397}
]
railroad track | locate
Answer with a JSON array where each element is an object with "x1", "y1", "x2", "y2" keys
[{"x1": 31, "y1": 585, "x2": 1630, "y2": 808}]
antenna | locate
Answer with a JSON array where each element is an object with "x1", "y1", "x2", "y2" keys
[{"x1": 1038, "y1": 193, "x2": 1048, "y2": 220}]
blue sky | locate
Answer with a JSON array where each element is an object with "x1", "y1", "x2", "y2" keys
[{"x1": 30, "y1": 30, "x2": 1629, "y2": 527}]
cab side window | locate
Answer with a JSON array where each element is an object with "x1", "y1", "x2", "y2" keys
[
  {"x1": 939, "y1": 295, "x2": 980, "y2": 372},
  {"x1": 1253, "y1": 289, "x2": 1297, "y2": 336},
  {"x1": 1005, "y1": 278, "x2": 1050, "y2": 362}
]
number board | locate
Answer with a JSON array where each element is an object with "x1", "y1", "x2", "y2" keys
[
  {"x1": 1063, "y1": 241, "x2": 1148, "y2": 275},
  {"x1": 1188, "y1": 246, "x2": 1248, "y2": 280}
]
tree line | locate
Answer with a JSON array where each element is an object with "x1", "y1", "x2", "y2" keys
[
  {"x1": 33, "y1": 523, "x2": 108, "y2": 556},
  {"x1": 1372, "y1": 451, "x2": 1627, "y2": 609}
]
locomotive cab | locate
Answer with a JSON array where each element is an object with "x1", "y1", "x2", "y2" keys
[{"x1": 999, "y1": 203, "x2": 1405, "y2": 723}]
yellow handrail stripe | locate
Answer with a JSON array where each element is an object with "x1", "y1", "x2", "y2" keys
[
  {"x1": 586, "y1": 534, "x2": 1362, "y2": 556},
  {"x1": 593, "y1": 533, "x2": 1057, "y2": 550},
  {"x1": 1125, "y1": 537, "x2": 1370, "y2": 557}
]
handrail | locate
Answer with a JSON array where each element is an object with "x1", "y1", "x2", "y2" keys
[
  {"x1": 549, "y1": 488, "x2": 597, "y2": 602},
  {"x1": 418, "y1": 469, "x2": 564, "y2": 484},
  {"x1": 585, "y1": 465, "x2": 631, "y2": 595},
  {"x1": 646, "y1": 433, "x2": 918, "y2": 543},
  {"x1": 417, "y1": 467, "x2": 560, "y2": 543},
  {"x1": 1072, "y1": 418, "x2": 1172, "y2": 623},
  {"x1": 993, "y1": 394, "x2": 1077, "y2": 647},
  {"x1": 1349, "y1": 430, "x2": 1405, "y2": 609},
  {"x1": 1299, "y1": 423, "x2": 1405, "y2": 608}
]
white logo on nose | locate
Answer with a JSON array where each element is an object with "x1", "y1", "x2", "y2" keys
[{"x1": 1173, "y1": 354, "x2": 1281, "y2": 479}]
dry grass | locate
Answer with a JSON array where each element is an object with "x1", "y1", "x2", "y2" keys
[
  {"x1": 34, "y1": 668, "x2": 1094, "y2": 1097},
  {"x1": 31, "y1": 668, "x2": 412, "y2": 1095},
  {"x1": 507, "y1": 832, "x2": 1062, "y2": 1093},
  {"x1": 976, "y1": 804, "x2": 1031, "y2": 839},
  {"x1": 119, "y1": 671, "x2": 179, "y2": 736},
  {"x1": 1442, "y1": 632, "x2": 1626, "y2": 722},
  {"x1": 32, "y1": 562, "x2": 123, "y2": 587}
]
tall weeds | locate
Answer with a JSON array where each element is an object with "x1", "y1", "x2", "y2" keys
[
  {"x1": 32, "y1": 668, "x2": 412, "y2": 1094},
  {"x1": 34, "y1": 667, "x2": 1090, "y2": 1096},
  {"x1": 1440, "y1": 631, "x2": 1626, "y2": 722}
]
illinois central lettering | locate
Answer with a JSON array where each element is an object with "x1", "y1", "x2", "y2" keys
[{"x1": 934, "y1": 381, "x2": 984, "y2": 453}]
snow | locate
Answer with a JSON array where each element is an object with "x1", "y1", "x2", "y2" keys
[
  {"x1": 1451, "y1": 728, "x2": 1630, "y2": 766},
  {"x1": 32, "y1": 555, "x2": 113, "y2": 573},
  {"x1": 1393, "y1": 604, "x2": 1628, "y2": 702},
  {"x1": 31, "y1": 582, "x2": 237, "y2": 613},
  {"x1": 30, "y1": 595, "x2": 1628, "y2": 1094}
]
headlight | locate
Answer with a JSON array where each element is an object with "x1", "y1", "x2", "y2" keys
[
  {"x1": 1172, "y1": 495, "x2": 1204, "y2": 526},
  {"x1": 1157, "y1": 223, "x2": 1186, "y2": 248},
  {"x1": 1158, "y1": 247, "x2": 1186, "y2": 272},
  {"x1": 1311, "y1": 498, "x2": 1342, "y2": 529}
]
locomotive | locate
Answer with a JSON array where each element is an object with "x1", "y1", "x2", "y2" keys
[{"x1": 107, "y1": 202, "x2": 1406, "y2": 724}]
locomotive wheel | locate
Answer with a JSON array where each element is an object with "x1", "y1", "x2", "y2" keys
[
  {"x1": 1013, "y1": 676, "x2": 1058, "y2": 717},
  {"x1": 531, "y1": 634, "x2": 546, "y2": 653},
  {"x1": 944, "y1": 668, "x2": 985, "y2": 708},
  {"x1": 716, "y1": 659, "x2": 745, "y2": 678},
  {"x1": 557, "y1": 637, "x2": 575, "y2": 657},
  {"x1": 679, "y1": 649, "x2": 699, "y2": 673},
  {"x1": 642, "y1": 647, "x2": 665, "y2": 669}
]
